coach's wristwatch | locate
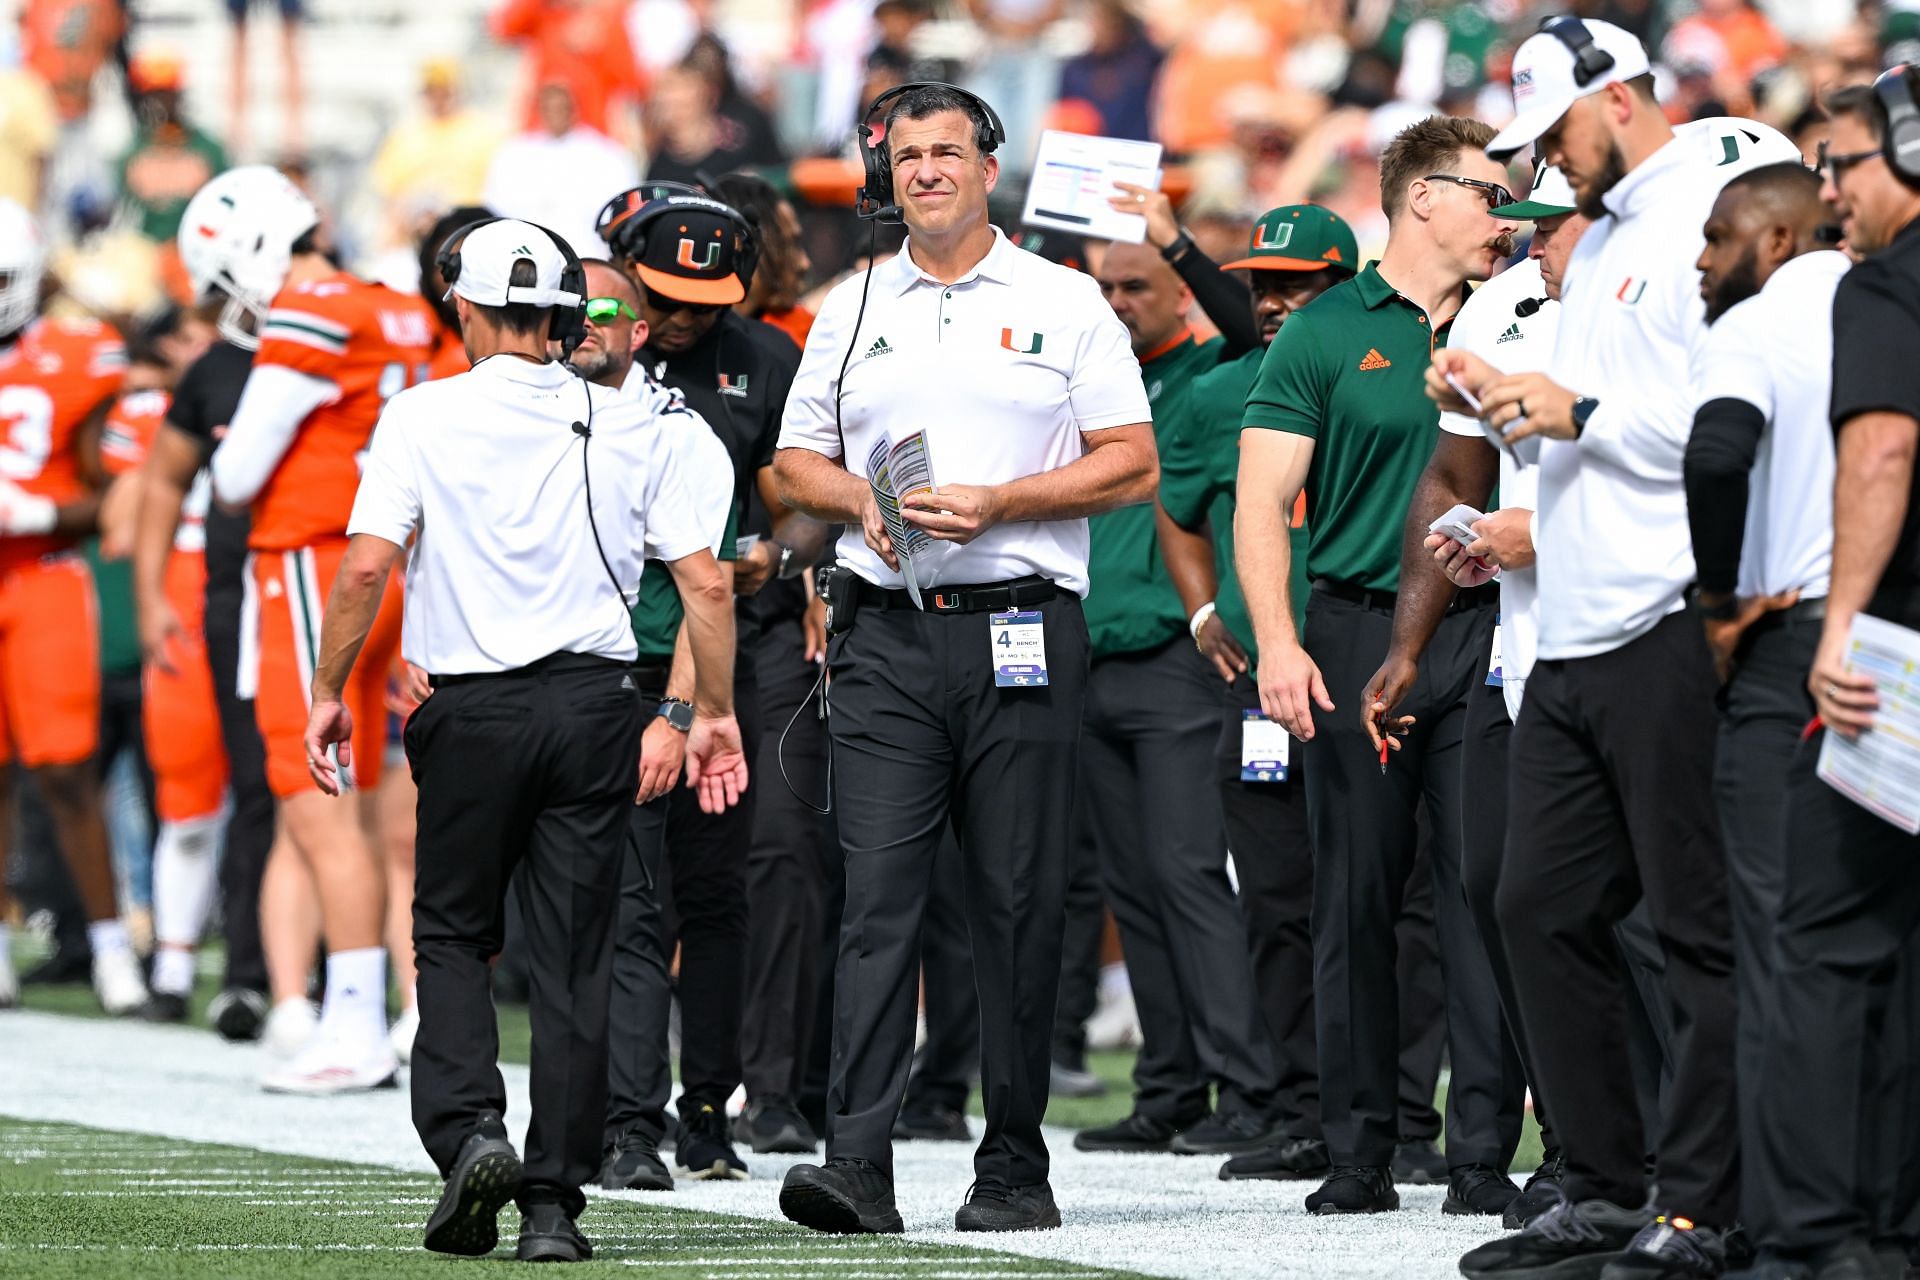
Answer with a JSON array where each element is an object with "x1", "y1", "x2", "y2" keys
[
  {"x1": 1570, "y1": 396, "x2": 1600, "y2": 437},
  {"x1": 656, "y1": 698, "x2": 694, "y2": 732}
]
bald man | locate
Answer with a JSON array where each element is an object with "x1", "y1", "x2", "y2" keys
[{"x1": 1684, "y1": 159, "x2": 1851, "y2": 1246}]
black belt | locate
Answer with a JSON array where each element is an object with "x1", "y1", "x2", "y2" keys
[
  {"x1": 1313, "y1": 579, "x2": 1500, "y2": 614},
  {"x1": 427, "y1": 651, "x2": 628, "y2": 689},
  {"x1": 1742, "y1": 596, "x2": 1827, "y2": 639},
  {"x1": 854, "y1": 574, "x2": 1061, "y2": 615},
  {"x1": 629, "y1": 661, "x2": 672, "y2": 696}
]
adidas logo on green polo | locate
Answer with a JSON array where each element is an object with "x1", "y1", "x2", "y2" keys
[
  {"x1": 1495, "y1": 323, "x2": 1523, "y2": 344},
  {"x1": 866, "y1": 336, "x2": 893, "y2": 358}
]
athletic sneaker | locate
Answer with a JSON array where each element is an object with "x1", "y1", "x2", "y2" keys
[
  {"x1": 1460, "y1": 1197, "x2": 1653, "y2": 1279},
  {"x1": 1169, "y1": 1109, "x2": 1279, "y2": 1156},
  {"x1": 260, "y1": 1032, "x2": 400, "y2": 1095},
  {"x1": 389, "y1": 1004, "x2": 420, "y2": 1065},
  {"x1": 1506, "y1": 1151, "x2": 1568, "y2": 1229},
  {"x1": 892, "y1": 1102, "x2": 972, "y2": 1142},
  {"x1": 1074, "y1": 1110, "x2": 1197, "y2": 1153},
  {"x1": 1049, "y1": 1058, "x2": 1107, "y2": 1099},
  {"x1": 1391, "y1": 1137, "x2": 1449, "y2": 1185},
  {"x1": 674, "y1": 1103, "x2": 749, "y2": 1181},
  {"x1": 1723, "y1": 1240, "x2": 1883, "y2": 1279},
  {"x1": 207, "y1": 988, "x2": 268, "y2": 1042},
  {"x1": 1445, "y1": 1164, "x2": 1522, "y2": 1216},
  {"x1": 264, "y1": 998, "x2": 319, "y2": 1058},
  {"x1": 137, "y1": 991, "x2": 189, "y2": 1023},
  {"x1": 1305, "y1": 1166, "x2": 1400, "y2": 1214},
  {"x1": 781, "y1": 1158, "x2": 904, "y2": 1234},
  {"x1": 92, "y1": 948, "x2": 147, "y2": 1015},
  {"x1": 1601, "y1": 1215, "x2": 1730, "y2": 1279},
  {"x1": 423, "y1": 1112, "x2": 521, "y2": 1256},
  {"x1": 733, "y1": 1098, "x2": 818, "y2": 1155},
  {"x1": 517, "y1": 1204, "x2": 592, "y2": 1263},
  {"x1": 955, "y1": 1180, "x2": 1062, "y2": 1232},
  {"x1": 1218, "y1": 1136, "x2": 1330, "y2": 1181},
  {"x1": 600, "y1": 1128, "x2": 673, "y2": 1191}
]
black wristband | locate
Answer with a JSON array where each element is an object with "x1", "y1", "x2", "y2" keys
[{"x1": 1160, "y1": 232, "x2": 1193, "y2": 264}]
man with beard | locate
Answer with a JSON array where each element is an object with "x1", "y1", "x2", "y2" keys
[{"x1": 1233, "y1": 116, "x2": 1520, "y2": 1217}]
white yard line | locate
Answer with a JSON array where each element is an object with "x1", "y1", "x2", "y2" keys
[{"x1": 2, "y1": 1011, "x2": 1508, "y2": 1279}]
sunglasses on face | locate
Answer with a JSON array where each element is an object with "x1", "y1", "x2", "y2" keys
[
  {"x1": 655, "y1": 300, "x2": 727, "y2": 318},
  {"x1": 1425, "y1": 173, "x2": 1516, "y2": 212},
  {"x1": 1817, "y1": 141, "x2": 1883, "y2": 181},
  {"x1": 584, "y1": 297, "x2": 639, "y2": 324}
]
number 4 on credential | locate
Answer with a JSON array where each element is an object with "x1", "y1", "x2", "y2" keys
[{"x1": 990, "y1": 610, "x2": 1049, "y2": 687}]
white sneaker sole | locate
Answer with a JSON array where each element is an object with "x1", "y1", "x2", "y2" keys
[{"x1": 260, "y1": 1064, "x2": 401, "y2": 1095}]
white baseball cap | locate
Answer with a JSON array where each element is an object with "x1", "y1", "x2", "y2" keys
[
  {"x1": 1487, "y1": 19, "x2": 1653, "y2": 160},
  {"x1": 448, "y1": 219, "x2": 582, "y2": 309}
]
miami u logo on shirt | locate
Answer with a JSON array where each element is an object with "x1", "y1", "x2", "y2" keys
[
  {"x1": 1616, "y1": 277, "x2": 1647, "y2": 304},
  {"x1": 1000, "y1": 329, "x2": 1043, "y2": 354},
  {"x1": 677, "y1": 238, "x2": 721, "y2": 270}
]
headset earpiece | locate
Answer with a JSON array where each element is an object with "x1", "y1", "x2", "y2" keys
[
  {"x1": 1874, "y1": 64, "x2": 1920, "y2": 185},
  {"x1": 854, "y1": 81, "x2": 1007, "y2": 225},
  {"x1": 1538, "y1": 15, "x2": 1616, "y2": 89},
  {"x1": 433, "y1": 216, "x2": 586, "y2": 358}
]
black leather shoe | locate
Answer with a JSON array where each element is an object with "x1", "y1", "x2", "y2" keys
[
  {"x1": 137, "y1": 991, "x2": 189, "y2": 1023},
  {"x1": 517, "y1": 1203, "x2": 592, "y2": 1263},
  {"x1": 1168, "y1": 1110, "x2": 1278, "y2": 1156},
  {"x1": 955, "y1": 1181, "x2": 1061, "y2": 1232},
  {"x1": 1305, "y1": 1165, "x2": 1400, "y2": 1214},
  {"x1": 733, "y1": 1097, "x2": 819, "y2": 1155},
  {"x1": 1444, "y1": 1164, "x2": 1522, "y2": 1216},
  {"x1": 1505, "y1": 1150, "x2": 1566, "y2": 1229},
  {"x1": 422, "y1": 1113, "x2": 522, "y2": 1256},
  {"x1": 1390, "y1": 1137, "x2": 1449, "y2": 1185},
  {"x1": 892, "y1": 1102, "x2": 972, "y2": 1142},
  {"x1": 1218, "y1": 1136, "x2": 1330, "y2": 1181},
  {"x1": 780, "y1": 1158, "x2": 904, "y2": 1234},
  {"x1": 1073, "y1": 1111, "x2": 1193, "y2": 1153},
  {"x1": 600, "y1": 1127, "x2": 672, "y2": 1191}
]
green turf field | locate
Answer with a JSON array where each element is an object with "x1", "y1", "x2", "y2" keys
[{"x1": 0, "y1": 1118, "x2": 1146, "y2": 1279}]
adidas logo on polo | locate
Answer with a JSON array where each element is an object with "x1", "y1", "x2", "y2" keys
[
  {"x1": 866, "y1": 336, "x2": 893, "y2": 358},
  {"x1": 1357, "y1": 348, "x2": 1392, "y2": 371},
  {"x1": 1495, "y1": 323, "x2": 1522, "y2": 344}
]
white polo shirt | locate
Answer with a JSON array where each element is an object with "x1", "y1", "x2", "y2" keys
[
  {"x1": 620, "y1": 363, "x2": 735, "y2": 556},
  {"x1": 1691, "y1": 250, "x2": 1846, "y2": 602},
  {"x1": 778, "y1": 226, "x2": 1151, "y2": 596},
  {"x1": 347, "y1": 355, "x2": 709, "y2": 674},
  {"x1": 1439, "y1": 257, "x2": 1555, "y2": 721},
  {"x1": 1535, "y1": 131, "x2": 1782, "y2": 660}
]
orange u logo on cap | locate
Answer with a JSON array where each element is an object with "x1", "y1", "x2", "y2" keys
[{"x1": 677, "y1": 238, "x2": 721, "y2": 270}]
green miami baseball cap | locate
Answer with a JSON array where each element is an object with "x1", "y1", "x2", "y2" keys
[
  {"x1": 1491, "y1": 161, "x2": 1576, "y2": 219},
  {"x1": 1221, "y1": 204, "x2": 1358, "y2": 273}
]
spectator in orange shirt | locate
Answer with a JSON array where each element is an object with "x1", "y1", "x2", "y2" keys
[{"x1": 491, "y1": 0, "x2": 644, "y2": 138}]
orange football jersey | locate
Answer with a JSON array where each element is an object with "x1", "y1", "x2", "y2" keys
[
  {"x1": 101, "y1": 387, "x2": 210, "y2": 553},
  {"x1": 246, "y1": 272, "x2": 436, "y2": 550},
  {"x1": 0, "y1": 317, "x2": 126, "y2": 573}
]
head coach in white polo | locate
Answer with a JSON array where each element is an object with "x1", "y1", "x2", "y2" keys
[
  {"x1": 771, "y1": 82, "x2": 1155, "y2": 1234},
  {"x1": 300, "y1": 218, "x2": 747, "y2": 1263}
]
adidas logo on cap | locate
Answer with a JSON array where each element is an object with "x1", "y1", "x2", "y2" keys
[
  {"x1": 866, "y1": 336, "x2": 893, "y2": 358},
  {"x1": 1496, "y1": 323, "x2": 1523, "y2": 344}
]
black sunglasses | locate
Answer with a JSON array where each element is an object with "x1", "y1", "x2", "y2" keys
[
  {"x1": 1817, "y1": 141, "x2": 1882, "y2": 181},
  {"x1": 1425, "y1": 173, "x2": 1516, "y2": 212}
]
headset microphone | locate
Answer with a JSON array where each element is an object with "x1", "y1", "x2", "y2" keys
[{"x1": 1515, "y1": 296, "x2": 1547, "y2": 318}]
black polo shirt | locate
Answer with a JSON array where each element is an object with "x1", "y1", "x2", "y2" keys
[
  {"x1": 168, "y1": 340, "x2": 255, "y2": 604},
  {"x1": 1831, "y1": 214, "x2": 1920, "y2": 627}
]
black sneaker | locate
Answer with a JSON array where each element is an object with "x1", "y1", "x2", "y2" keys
[
  {"x1": 1305, "y1": 1165, "x2": 1399, "y2": 1215},
  {"x1": 1168, "y1": 1110, "x2": 1278, "y2": 1156},
  {"x1": 1601, "y1": 1215, "x2": 1729, "y2": 1279},
  {"x1": 1505, "y1": 1151, "x2": 1567, "y2": 1229},
  {"x1": 207, "y1": 988, "x2": 267, "y2": 1042},
  {"x1": 1218, "y1": 1136, "x2": 1331, "y2": 1181},
  {"x1": 674, "y1": 1104, "x2": 749, "y2": 1181},
  {"x1": 1460, "y1": 1197, "x2": 1653, "y2": 1279},
  {"x1": 733, "y1": 1098, "x2": 819, "y2": 1155},
  {"x1": 138, "y1": 991, "x2": 189, "y2": 1023},
  {"x1": 1391, "y1": 1137, "x2": 1449, "y2": 1185},
  {"x1": 1073, "y1": 1111, "x2": 1191, "y2": 1153},
  {"x1": 780, "y1": 1158, "x2": 904, "y2": 1234},
  {"x1": 1444, "y1": 1164, "x2": 1522, "y2": 1216},
  {"x1": 955, "y1": 1181, "x2": 1061, "y2": 1232},
  {"x1": 893, "y1": 1102, "x2": 972, "y2": 1142},
  {"x1": 22, "y1": 945, "x2": 91, "y2": 985},
  {"x1": 600, "y1": 1128, "x2": 672, "y2": 1191},
  {"x1": 422, "y1": 1113, "x2": 522, "y2": 1256},
  {"x1": 517, "y1": 1203, "x2": 592, "y2": 1263}
]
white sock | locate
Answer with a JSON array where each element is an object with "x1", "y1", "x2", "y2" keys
[
  {"x1": 0, "y1": 922, "x2": 13, "y2": 969},
  {"x1": 152, "y1": 948, "x2": 198, "y2": 997},
  {"x1": 318, "y1": 947, "x2": 388, "y2": 1045},
  {"x1": 152, "y1": 813, "x2": 224, "y2": 956},
  {"x1": 87, "y1": 918, "x2": 131, "y2": 957}
]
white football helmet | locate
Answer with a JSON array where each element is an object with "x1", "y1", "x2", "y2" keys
[
  {"x1": 0, "y1": 200, "x2": 47, "y2": 341},
  {"x1": 178, "y1": 166, "x2": 320, "y2": 350}
]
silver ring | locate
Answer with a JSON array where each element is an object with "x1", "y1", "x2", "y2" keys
[{"x1": 1825, "y1": 681, "x2": 1840, "y2": 699}]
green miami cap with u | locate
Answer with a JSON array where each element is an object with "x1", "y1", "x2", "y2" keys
[
  {"x1": 1221, "y1": 204, "x2": 1358, "y2": 273},
  {"x1": 1491, "y1": 160, "x2": 1577, "y2": 220}
]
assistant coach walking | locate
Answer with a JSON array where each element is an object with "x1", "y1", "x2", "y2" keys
[
  {"x1": 772, "y1": 82, "x2": 1156, "y2": 1234},
  {"x1": 300, "y1": 219, "x2": 746, "y2": 1262}
]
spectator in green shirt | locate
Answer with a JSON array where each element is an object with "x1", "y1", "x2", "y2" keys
[{"x1": 117, "y1": 52, "x2": 229, "y2": 245}]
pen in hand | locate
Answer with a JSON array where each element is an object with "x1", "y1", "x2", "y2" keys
[{"x1": 1374, "y1": 690, "x2": 1389, "y2": 774}]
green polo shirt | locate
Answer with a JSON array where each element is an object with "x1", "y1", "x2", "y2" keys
[
  {"x1": 1158, "y1": 349, "x2": 1310, "y2": 667},
  {"x1": 1083, "y1": 331, "x2": 1224, "y2": 659},
  {"x1": 1242, "y1": 262, "x2": 1455, "y2": 594},
  {"x1": 630, "y1": 507, "x2": 739, "y2": 663}
]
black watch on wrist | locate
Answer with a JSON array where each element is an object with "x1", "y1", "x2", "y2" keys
[
  {"x1": 1570, "y1": 396, "x2": 1600, "y2": 436},
  {"x1": 1690, "y1": 586, "x2": 1740, "y2": 621},
  {"x1": 656, "y1": 698, "x2": 694, "y2": 732},
  {"x1": 1160, "y1": 231, "x2": 1193, "y2": 264}
]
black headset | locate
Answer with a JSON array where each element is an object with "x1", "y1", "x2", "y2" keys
[
  {"x1": 1537, "y1": 15, "x2": 1616, "y2": 89},
  {"x1": 854, "y1": 81, "x2": 1006, "y2": 224},
  {"x1": 594, "y1": 184, "x2": 762, "y2": 296},
  {"x1": 434, "y1": 217, "x2": 589, "y2": 359},
  {"x1": 1874, "y1": 64, "x2": 1920, "y2": 184}
]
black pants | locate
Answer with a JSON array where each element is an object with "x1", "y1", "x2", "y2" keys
[
  {"x1": 606, "y1": 789, "x2": 672, "y2": 1145},
  {"x1": 741, "y1": 618, "x2": 834, "y2": 1104},
  {"x1": 1052, "y1": 807, "x2": 1103, "y2": 1070},
  {"x1": 1302, "y1": 588, "x2": 1517, "y2": 1169},
  {"x1": 405, "y1": 656, "x2": 641, "y2": 1216},
  {"x1": 1501, "y1": 611, "x2": 1737, "y2": 1225},
  {"x1": 1083, "y1": 640, "x2": 1274, "y2": 1121},
  {"x1": 1746, "y1": 727, "x2": 1920, "y2": 1257},
  {"x1": 903, "y1": 824, "x2": 979, "y2": 1113},
  {"x1": 204, "y1": 582, "x2": 272, "y2": 994},
  {"x1": 824, "y1": 591, "x2": 1088, "y2": 1185}
]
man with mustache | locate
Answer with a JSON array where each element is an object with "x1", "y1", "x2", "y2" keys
[{"x1": 1233, "y1": 115, "x2": 1520, "y2": 1217}]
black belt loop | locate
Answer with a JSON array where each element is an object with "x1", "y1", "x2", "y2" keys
[
  {"x1": 427, "y1": 651, "x2": 628, "y2": 689},
  {"x1": 853, "y1": 574, "x2": 1061, "y2": 615}
]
